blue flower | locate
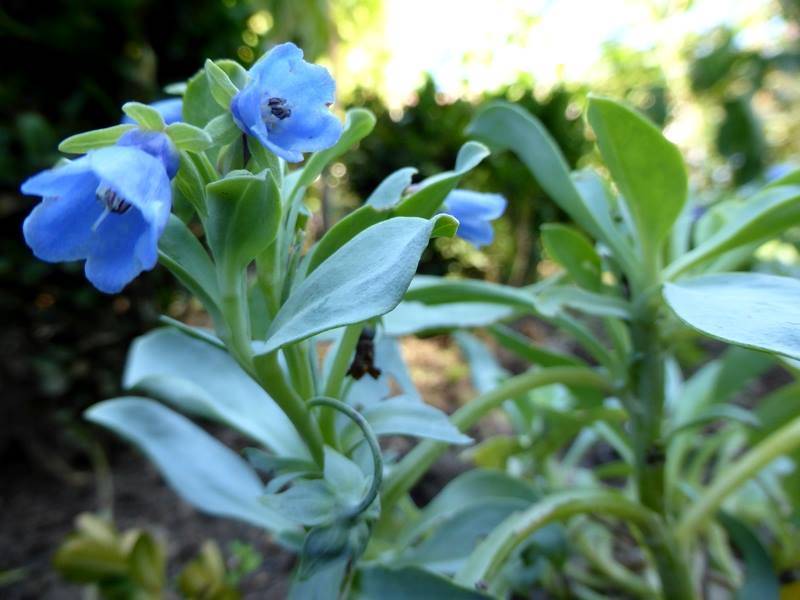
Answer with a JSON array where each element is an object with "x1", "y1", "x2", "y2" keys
[
  {"x1": 21, "y1": 133, "x2": 177, "y2": 293},
  {"x1": 443, "y1": 190, "x2": 507, "y2": 248},
  {"x1": 122, "y1": 98, "x2": 183, "y2": 125},
  {"x1": 231, "y1": 43, "x2": 342, "y2": 162}
]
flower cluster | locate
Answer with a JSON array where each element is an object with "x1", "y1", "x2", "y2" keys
[{"x1": 20, "y1": 43, "x2": 345, "y2": 293}]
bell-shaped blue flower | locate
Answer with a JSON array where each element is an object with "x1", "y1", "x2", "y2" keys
[
  {"x1": 122, "y1": 98, "x2": 183, "y2": 125},
  {"x1": 21, "y1": 133, "x2": 177, "y2": 293},
  {"x1": 230, "y1": 43, "x2": 342, "y2": 162},
  {"x1": 443, "y1": 190, "x2": 507, "y2": 248}
]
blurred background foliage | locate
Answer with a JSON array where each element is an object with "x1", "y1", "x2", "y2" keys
[{"x1": 3, "y1": 0, "x2": 800, "y2": 470}]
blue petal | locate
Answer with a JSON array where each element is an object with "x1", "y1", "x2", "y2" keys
[
  {"x1": 454, "y1": 218, "x2": 495, "y2": 247},
  {"x1": 121, "y1": 98, "x2": 183, "y2": 125},
  {"x1": 235, "y1": 42, "x2": 341, "y2": 162},
  {"x1": 264, "y1": 58, "x2": 336, "y2": 108},
  {"x1": 85, "y1": 207, "x2": 156, "y2": 293},
  {"x1": 249, "y1": 43, "x2": 305, "y2": 82},
  {"x1": 20, "y1": 156, "x2": 95, "y2": 199},
  {"x1": 117, "y1": 129, "x2": 180, "y2": 179},
  {"x1": 89, "y1": 146, "x2": 172, "y2": 227},
  {"x1": 22, "y1": 173, "x2": 104, "y2": 262},
  {"x1": 444, "y1": 190, "x2": 507, "y2": 220},
  {"x1": 268, "y1": 109, "x2": 342, "y2": 155}
]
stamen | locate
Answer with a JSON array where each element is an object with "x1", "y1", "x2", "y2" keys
[
  {"x1": 92, "y1": 206, "x2": 111, "y2": 232},
  {"x1": 264, "y1": 96, "x2": 291, "y2": 120},
  {"x1": 96, "y1": 184, "x2": 132, "y2": 214}
]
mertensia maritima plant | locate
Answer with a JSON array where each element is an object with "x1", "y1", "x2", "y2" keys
[{"x1": 20, "y1": 41, "x2": 800, "y2": 599}]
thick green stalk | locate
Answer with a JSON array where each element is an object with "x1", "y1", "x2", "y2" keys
[
  {"x1": 253, "y1": 352, "x2": 325, "y2": 466},
  {"x1": 676, "y1": 413, "x2": 800, "y2": 543},
  {"x1": 628, "y1": 310, "x2": 666, "y2": 514},
  {"x1": 381, "y1": 366, "x2": 612, "y2": 510},
  {"x1": 320, "y1": 324, "x2": 365, "y2": 445}
]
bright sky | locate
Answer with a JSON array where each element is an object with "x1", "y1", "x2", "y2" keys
[{"x1": 345, "y1": 0, "x2": 783, "y2": 106}]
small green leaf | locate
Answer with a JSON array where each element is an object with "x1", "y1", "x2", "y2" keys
[
  {"x1": 122, "y1": 101, "x2": 166, "y2": 131},
  {"x1": 164, "y1": 81, "x2": 187, "y2": 95},
  {"x1": 58, "y1": 124, "x2": 135, "y2": 154},
  {"x1": 205, "y1": 112, "x2": 241, "y2": 145},
  {"x1": 128, "y1": 533, "x2": 165, "y2": 592},
  {"x1": 172, "y1": 152, "x2": 208, "y2": 218},
  {"x1": 587, "y1": 95, "x2": 687, "y2": 256},
  {"x1": 165, "y1": 122, "x2": 213, "y2": 152},
  {"x1": 541, "y1": 224, "x2": 602, "y2": 291},
  {"x1": 431, "y1": 213, "x2": 458, "y2": 238},
  {"x1": 394, "y1": 141, "x2": 490, "y2": 218},
  {"x1": 184, "y1": 60, "x2": 247, "y2": 127},
  {"x1": 205, "y1": 59, "x2": 241, "y2": 108},
  {"x1": 260, "y1": 217, "x2": 437, "y2": 353},
  {"x1": 664, "y1": 273, "x2": 800, "y2": 359},
  {"x1": 206, "y1": 170, "x2": 281, "y2": 277}
]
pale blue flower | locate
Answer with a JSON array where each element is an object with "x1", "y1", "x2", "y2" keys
[
  {"x1": 20, "y1": 133, "x2": 177, "y2": 293},
  {"x1": 122, "y1": 98, "x2": 183, "y2": 125},
  {"x1": 443, "y1": 190, "x2": 507, "y2": 247},
  {"x1": 231, "y1": 43, "x2": 342, "y2": 162}
]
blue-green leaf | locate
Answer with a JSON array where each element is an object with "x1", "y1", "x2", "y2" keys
[
  {"x1": 382, "y1": 301, "x2": 515, "y2": 337},
  {"x1": 366, "y1": 167, "x2": 418, "y2": 210},
  {"x1": 157, "y1": 216, "x2": 222, "y2": 323},
  {"x1": 86, "y1": 398, "x2": 295, "y2": 533},
  {"x1": 358, "y1": 566, "x2": 492, "y2": 599},
  {"x1": 718, "y1": 513, "x2": 780, "y2": 600},
  {"x1": 260, "y1": 217, "x2": 437, "y2": 354},
  {"x1": 664, "y1": 273, "x2": 800, "y2": 359},
  {"x1": 206, "y1": 170, "x2": 281, "y2": 276},
  {"x1": 394, "y1": 142, "x2": 490, "y2": 218},
  {"x1": 340, "y1": 395, "x2": 472, "y2": 448},
  {"x1": 123, "y1": 328, "x2": 307, "y2": 457},
  {"x1": 665, "y1": 185, "x2": 800, "y2": 279}
]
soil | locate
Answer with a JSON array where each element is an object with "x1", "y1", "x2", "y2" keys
[{"x1": 0, "y1": 442, "x2": 296, "y2": 600}]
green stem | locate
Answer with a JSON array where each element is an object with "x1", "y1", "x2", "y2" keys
[
  {"x1": 320, "y1": 324, "x2": 365, "y2": 446},
  {"x1": 381, "y1": 366, "x2": 612, "y2": 510},
  {"x1": 627, "y1": 290, "x2": 666, "y2": 514},
  {"x1": 253, "y1": 352, "x2": 325, "y2": 467},
  {"x1": 676, "y1": 413, "x2": 800, "y2": 544},
  {"x1": 285, "y1": 343, "x2": 314, "y2": 400},
  {"x1": 454, "y1": 489, "x2": 694, "y2": 600},
  {"x1": 309, "y1": 397, "x2": 382, "y2": 518},
  {"x1": 219, "y1": 272, "x2": 253, "y2": 371}
]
